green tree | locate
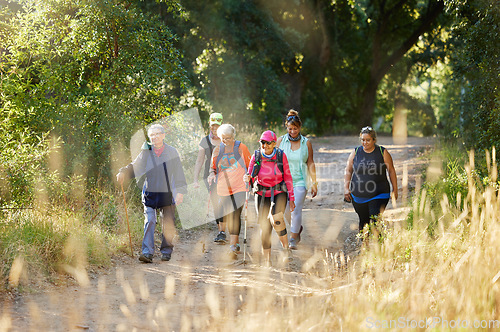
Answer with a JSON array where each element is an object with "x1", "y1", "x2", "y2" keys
[
  {"x1": 445, "y1": 0, "x2": 500, "y2": 151},
  {"x1": 0, "y1": 0, "x2": 187, "y2": 192}
]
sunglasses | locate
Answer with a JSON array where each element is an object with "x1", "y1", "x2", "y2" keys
[
  {"x1": 287, "y1": 115, "x2": 299, "y2": 122},
  {"x1": 260, "y1": 140, "x2": 274, "y2": 146},
  {"x1": 361, "y1": 126, "x2": 373, "y2": 133}
]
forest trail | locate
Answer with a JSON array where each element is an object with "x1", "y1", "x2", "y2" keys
[{"x1": 1, "y1": 136, "x2": 434, "y2": 331}]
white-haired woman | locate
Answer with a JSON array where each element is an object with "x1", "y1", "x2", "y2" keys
[{"x1": 207, "y1": 124, "x2": 251, "y2": 259}]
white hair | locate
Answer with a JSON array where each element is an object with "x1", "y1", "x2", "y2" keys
[
  {"x1": 217, "y1": 123, "x2": 235, "y2": 138},
  {"x1": 147, "y1": 124, "x2": 165, "y2": 135}
]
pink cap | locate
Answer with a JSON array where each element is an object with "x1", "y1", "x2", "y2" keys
[{"x1": 260, "y1": 130, "x2": 277, "y2": 142}]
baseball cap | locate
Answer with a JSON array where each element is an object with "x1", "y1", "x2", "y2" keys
[
  {"x1": 209, "y1": 113, "x2": 223, "y2": 126},
  {"x1": 259, "y1": 130, "x2": 277, "y2": 142}
]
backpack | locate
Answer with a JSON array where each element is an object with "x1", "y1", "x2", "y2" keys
[
  {"x1": 250, "y1": 148, "x2": 284, "y2": 177},
  {"x1": 215, "y1": 141, "x2": 247, "y2": 175},
  {"x1": 250, "y1": 148, "x2": 287, "y2": 193}
]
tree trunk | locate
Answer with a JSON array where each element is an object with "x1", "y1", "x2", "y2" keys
[
  {"x1": 358, "y1": 79, "x2": 378, "y2": 127},
  {"x1": 357, "y1": 0, "x2": 445, "y2": 127},
  {"x1": 392, "y1": 85, "x2": 408, "y2": 144},
  {"x1": 283, "y1": 72, "x2": 305, "y2": 112}
]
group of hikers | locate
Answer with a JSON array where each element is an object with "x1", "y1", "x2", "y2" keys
[{"x1": 116, "y1": 110, "x2": 398, "y2": 266}]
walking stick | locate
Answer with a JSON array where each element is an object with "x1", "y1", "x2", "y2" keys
[
  {"x1": 243, "y1": 182, "x2": 249, "y2": 264},
  {"x1": 206, "y1": 190, "x2": 211, "y2": 218},
  {"x1": 120, "y1": 182, "x2": 134, "y2": 258}
]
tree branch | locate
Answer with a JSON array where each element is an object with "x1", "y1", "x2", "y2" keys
[{"x1": 374, "y1": 0, "x2": 444, "y2": 83}]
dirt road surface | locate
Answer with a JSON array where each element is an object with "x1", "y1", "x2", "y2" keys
[{"x1": 1, "y1": 136, "x2": 433, "y2": 331}]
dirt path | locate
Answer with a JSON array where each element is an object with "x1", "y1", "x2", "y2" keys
[{"x1": 1, "y1": 136, "x2": 433, "y2": 331}]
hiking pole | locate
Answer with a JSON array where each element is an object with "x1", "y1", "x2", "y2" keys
[
  {"x1": 120, "y1": 182, "x2": 134, "y2": 258},
  {"x1": 206, "y1": 190, "x2": 211, "y2": 218},
  {"x1": 243, "y1": 182, "x2": 249, "y2": 264}
]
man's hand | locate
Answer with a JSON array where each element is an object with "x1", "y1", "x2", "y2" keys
[
  {"x1": 243, "y1": 173, "x2": 251, "y2": 183},
  {"x1": 175, "y1": 193, "x2": 184, "y2": 204},
  {"x1": 116, "y1": 172, "x2": 124, "y2": 185}
]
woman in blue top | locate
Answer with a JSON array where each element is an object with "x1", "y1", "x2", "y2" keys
[
  {"x1": 344, "y1": 126, "x2": 398, "y2": 231},
  {"x1": 276, "y1": 110, "x2": 318, "y2": 250}
]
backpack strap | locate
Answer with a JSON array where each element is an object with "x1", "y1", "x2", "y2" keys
[
  {"x1": 276, "y1": 148, "x2": 284, "y2": 175},
  {"x1": 215, "y1": 141, "x2": 247, "y2": 181},
  {"x1": 233, "y1": 141, "x2": 248, "y2": 172},
  {"x1": 206, "y1": 135, "x2": 213, "y2": 156},
  {"x1": 250, "y1": 150, "x2": 262, "y2": 178},
  {"x1": 215, "y1": 142, "x2": 225, "y2": 169}
]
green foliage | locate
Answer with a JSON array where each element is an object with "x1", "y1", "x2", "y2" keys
[
  {"x1": 412, "y1": 144, "x2": 498, "y2": 236},
  {"x1": 0, "y1": 132, "x2": 51, "y2": 207},
  {"x1": 444, "y1": 0, "x2": 500, "y2": 151},
  {"x1": 1, "y1": 0, "x2": 188, "y2": 191}
]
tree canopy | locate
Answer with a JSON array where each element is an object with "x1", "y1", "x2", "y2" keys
[{"x1": 0, "y1": 0, "x2": 499, "y2": 205}]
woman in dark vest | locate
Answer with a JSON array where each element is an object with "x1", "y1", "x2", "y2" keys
[
  {"x1": 344, "y1": 126, "x2": 398, "y2": 231},
  {"x1": 193, "y1": 113, "x2": 226, "y2": 243}
]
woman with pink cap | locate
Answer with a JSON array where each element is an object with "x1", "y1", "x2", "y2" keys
[{"x1": 244, "y1": 130, "x2": 295, "y2": 265}]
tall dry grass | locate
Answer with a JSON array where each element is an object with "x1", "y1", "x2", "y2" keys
[{"x1": 1, "y1": 148, "x2": 499, "y2": 331}]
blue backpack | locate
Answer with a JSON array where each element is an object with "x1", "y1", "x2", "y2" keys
[{"x1": 215, "y1": 141, "x2": 248, "y2": 176}]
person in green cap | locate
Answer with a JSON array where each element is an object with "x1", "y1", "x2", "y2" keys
[{"x1": 193, "y1": 112, "x2": 226, "y2": 243}]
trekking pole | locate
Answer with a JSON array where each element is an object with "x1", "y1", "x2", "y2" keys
[
  {"x1": 206, "y1": 190, "x2": 211, "y2": 218},
  {"x1": 120, "y1": 182, "x2": 134, "y2": 258},
  {"x1": 243, "y1": 182, "x2": 249, "y2": 264}
]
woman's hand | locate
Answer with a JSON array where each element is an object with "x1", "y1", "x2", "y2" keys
[
  {"x1": 344, "y1": 188, "x2": 352, "y2": 203},
  {"x1": 310, "y1": 182, "x2": 318, "y2": 198},
  {"x1": 243, "y1": 173, "x2": 251, "y2": 183},
  {"x1": 289, "y1": 201, "x2": 296, "y2": 212},
  {"x1": 207, "y1": 173, "x2": 215, "y2": 185}
]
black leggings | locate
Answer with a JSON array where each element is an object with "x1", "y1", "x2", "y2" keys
[
  {"x1": 220, "y1": 192, "x2": 245, "y2": 236},
  {"x1": 352, "y1": 198, "x2": 389, "y2": 231},
  {"x1": 206, "y1": 182, "x2": 223, "y2": 224},
  {"x1": 256, "y1": 192, "x2": 287, "y2": 250}
]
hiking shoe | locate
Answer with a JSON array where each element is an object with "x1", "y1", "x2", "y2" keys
[
  {"x1": 288, "y1": 237, "x2": 298, "y2": 250},
  {"x1": 283, "y1": 249, "x2": 293, "y2": 263},
  {"x1": 139, "y1": 254, "x2": 153, "y2": 263},
  {"x1": 297, "y1": 225, "x2": 303, "y2": 243},
  {"x1": 161, "y1": 253, "x2": 171, "y2": 261},
  {"x1": 214, "y1": 231, "x2": 227, "y2": 243},
  {"x1": 229, "y1": 244, "x2": 240, "y2": 259}
]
